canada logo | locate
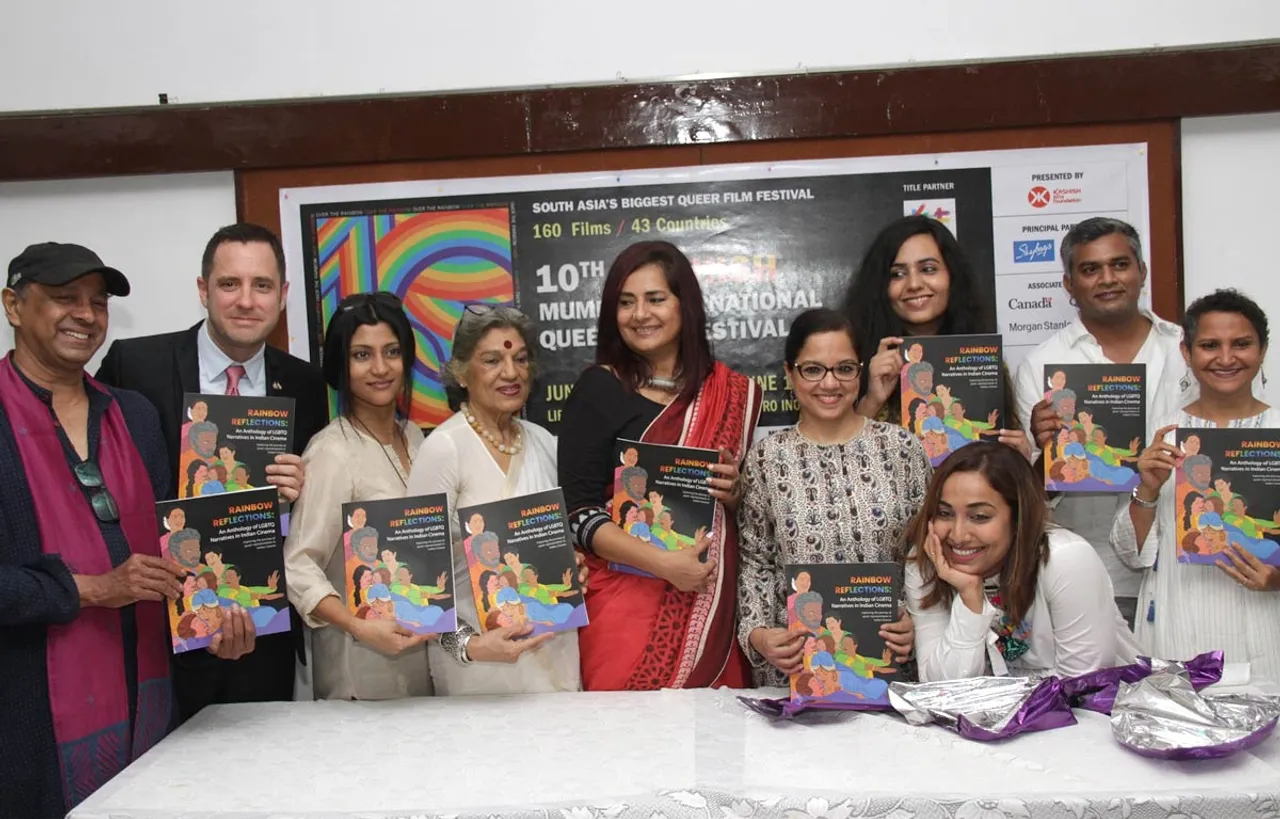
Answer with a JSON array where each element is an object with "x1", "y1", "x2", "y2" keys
[{"x1": 1028, "y1": 186, "x2": 1051, "y2": 208}]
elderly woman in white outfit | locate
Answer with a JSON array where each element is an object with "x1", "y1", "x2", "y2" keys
[
  {"x1": 407, "y1": 304, "x2": 582, "y2": 694},
  {"x1": 1111, "y1": 288, "x2": 1280, "y2": 684}
]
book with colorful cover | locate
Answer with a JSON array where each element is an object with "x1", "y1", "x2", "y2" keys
[
  {"x1": 178, "y1": 393, "x2": 295, "y2": 499},
  {"x1": 457, "y1": 488, "x2": 587, "y2": 636},
  {"x1": 156, "y1": 487, "x2": 290, "y2": 653},
  {"x1": 786, "y1": 563, "x2": 902, "y2": 707},
  {"x1": 1042, "y1": 364, "x2": 1145, "y2": 493},
  {"x1": 608, "y1": 439, "x2": 718, "y2": 578},
  {"x1": 1174, "y1": 428, "x2": 1280, "y2": 566},
  {"x1": 899, "y1": 334, "x2": 1004, "y2": 467},
  {"x1": 341, "y1": 495, "x2": 457, "y2": 635}
]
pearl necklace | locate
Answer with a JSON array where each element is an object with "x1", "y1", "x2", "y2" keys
[{"x1": 462, "y1": 402, "x2": 523, "y2": 454}]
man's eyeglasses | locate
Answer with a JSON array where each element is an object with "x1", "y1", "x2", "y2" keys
[
  {"x1": 73, "y1": 461, "x2": 120, "y2": 523},
  {"x1": 794, "y1": 361, "x2": 863, "y2": 382}
]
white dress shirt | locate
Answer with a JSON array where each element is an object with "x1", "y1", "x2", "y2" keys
[
  {"x1": 407, "y1": 412, "x2": 582, "y2": 695},
  {"x1": 197, "y1": 321, "x2": 267, "y2": 397},
  {"x1": 1013, "y1": 308, "x2": 1193, "y2": 598},
  {"x1": 907, "y1": 527, "x2": 1142, "y2": 681},
  {"x1": 1110, "y1": 406, "x2": 1280, "y2": 684},
  {"x1": 283, "y1": 415, "x2": 427, "y2": 700}
]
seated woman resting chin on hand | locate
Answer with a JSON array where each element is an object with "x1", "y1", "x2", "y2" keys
[{"x1": 906, "y1": 441, "x2": 1141, "y2": 682}]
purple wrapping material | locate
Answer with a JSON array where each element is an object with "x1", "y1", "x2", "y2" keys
[
  {"x1": 1063, "y1": 651, "x2": 1224, "y2": 715},
  {"x1": 735, "y1": 694, "x2": 892, "y2": 720},
  {"x1": 1122, "y1": 717, "x2": 1279, "y2": 760},
  {"x1": 956, "y1": 677, "x2": 1078, "y2": 741}
]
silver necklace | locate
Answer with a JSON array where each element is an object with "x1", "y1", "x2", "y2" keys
[
  {"x1": 645, "y1": 375, "x2": 679, "y2": 391},
  {"x1": 350, "y1": 415, "x2": 407, "y2": 486}
]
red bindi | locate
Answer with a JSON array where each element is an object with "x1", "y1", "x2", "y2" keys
[{"x1": 503, "y1": 340, "x2": 513, "y2": 349}]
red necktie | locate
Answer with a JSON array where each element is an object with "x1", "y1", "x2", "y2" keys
[{"x1": 225, "y1": 365, "x2": 246, "y2": 396}]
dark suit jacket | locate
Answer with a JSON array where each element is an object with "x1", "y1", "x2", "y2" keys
[
  {"x1": 95, "y1": 321, "x2": 329, "y2": 668},
  {"x1": 96, "y1": 322, "x2": 329, "y2": 483}
]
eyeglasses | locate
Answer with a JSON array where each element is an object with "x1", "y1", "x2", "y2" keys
[
  {"x1": 794, "y1": 361, "x2": 863, "y2": 382},
  {"x1": 340, "y1": 291, "x2": 403, "y2": 311},
  {"x1": 73, "y1": 461, "x2": 120, "y2": 523}
]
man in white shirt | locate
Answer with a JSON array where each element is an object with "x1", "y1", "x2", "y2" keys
[
  {"x1": 96, "y1": 223, "x2": 328, "y2": 720},
  {"x1": 1014, "y1": 217, "x2": 1191, "y2": 629}
]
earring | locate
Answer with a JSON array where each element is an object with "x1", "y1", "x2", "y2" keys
[
  {"x1": 1179, "y1": 373, "x2": 1191, "y2": 392},
  {"x1": 1264, "y1": 372, "x2": 1269, "y2": 388}
]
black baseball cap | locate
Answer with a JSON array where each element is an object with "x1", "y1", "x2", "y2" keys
[{"x1": 7, "y1": 242, "x2": 131, "y2": 297}]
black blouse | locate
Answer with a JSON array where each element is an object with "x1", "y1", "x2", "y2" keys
[{"x1": 557, "y1": 366, "x2": 664, "y2": 551}]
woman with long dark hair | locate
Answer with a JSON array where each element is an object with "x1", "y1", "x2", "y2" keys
[
  {"x1": 907, "y1": 442, "x2": 1139, "y2": 680},
  {"x1": 841, "y1": 216, "x2": 1028, "y2": 458},
  {"x1": 559, "y1": 240, "x2": 762, "y2": 690},
  {"x1": 283, "y1": 292, "x2": 432, "y2": 700}
]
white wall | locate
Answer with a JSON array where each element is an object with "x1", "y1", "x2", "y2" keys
[
  {"x1": 1182, "y1": 113, "x2": 1280, "y2": 391},
  {"x1": 0, "y1": 173, "x2": 236, "y2": 370},
  {"x1": 1, "y1": 0, "x2": 1279, "y2": 112}
]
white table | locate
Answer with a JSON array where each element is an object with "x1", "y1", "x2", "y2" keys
[{"x1": 71, "y1": 688, "x2": 1280, "y2": 819}]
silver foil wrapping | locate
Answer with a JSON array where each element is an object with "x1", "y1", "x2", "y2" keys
[
  {"x1": 888, "y1": 676, "x2": 1043, "y2": 731},
  {"x1": 1110, "y1": 665, "x2": 1280, "y2": 758}
]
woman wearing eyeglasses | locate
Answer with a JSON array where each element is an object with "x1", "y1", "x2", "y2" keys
[
  {"x1": 841, "y1": 216, "x2": 1029, "y2": 460},
  {"x1": 283, "y1": 292, "x2": 432, "y2": 700},
  {"x1": 406, "y1": 303, "x2": 582, "y2": 694},
  {"x1": 559, "y1": 240, "x2": 762, "y2": 691},
  {"x1": 737, "y1": 309, "x2": 928, "y2": 685}
]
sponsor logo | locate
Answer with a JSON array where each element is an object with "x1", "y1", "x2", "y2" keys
[
  {"x1": 1026, "y1": 279, "x2": 1062, "y2": 291},
  {"x1": 903, "y1": 198, "x2": 957, "y2": 236},
  {"x1": 1013, "y1": 240, "x2": 1055, "y2": 264},
  {"x1": 1027, "y1": 185, "x2": 1085, "y2": 208},
  {"x1": 1008, "y1": 297, "x2": 1053, "y2": 310}
]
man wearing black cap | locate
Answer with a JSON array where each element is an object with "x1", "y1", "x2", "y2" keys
[
  {"x1": 95, "y1": 223, "x2": 327, "y2": 721},
  {"x1": 0, "y1": 243, "x2": 254, "y2": 818}
]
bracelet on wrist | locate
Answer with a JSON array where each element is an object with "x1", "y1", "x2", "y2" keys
[
  {"x1": 457, "y1": 633, "x2": 474, "y2": 665},
  {"x1": 1129, "y1": 486, "x2": 1159, "y2": 509}
]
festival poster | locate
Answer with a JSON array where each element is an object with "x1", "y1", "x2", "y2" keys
[
  {"x1": 178, "y1": 394, "x2": 295, "y2": 499},
  {"x1": 1174, "y1": 428, "x2": 1280, "y2": 566},
  {"x1": 608, "y1": 439, "x2": 718, "y2": 578},
  {"x1": 899, "y1": 334, "x2": 1004, "y2": 467},
  {"x1": 341, "y1": 495, "x2": 457, "y2": 635},
  {"x1": 296, "y1": 168, "x2": 997, "y2": 432},
  {"x1": 1042, "y1": 364, "x2": 1145, "y2": 493},
  {"x1": 786, "y1": 563, "x2": 901, "y2": 708},
  {"x1": 457, "y1": 488, "x2": 587, "y2": 636},
  {"x1": 156, "y1": 488, "x2": 290, "y2": 654}
]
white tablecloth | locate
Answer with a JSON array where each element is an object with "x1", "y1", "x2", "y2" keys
[{"x1": 71, "y1": 688, "x2": 1280, "y2": 819}]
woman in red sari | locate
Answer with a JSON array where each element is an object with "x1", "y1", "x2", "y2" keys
[{"x1": 559, "y1": 240, "x2": 762, "y2": 690}]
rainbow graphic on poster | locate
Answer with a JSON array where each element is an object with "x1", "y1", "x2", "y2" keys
[{"x1": 313, "y1": 208, "x2": 514, "y2": 428}]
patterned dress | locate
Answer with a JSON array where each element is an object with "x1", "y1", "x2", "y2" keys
[{"x1": 736, "y1": 422, "x2": 932, "y2": 687}]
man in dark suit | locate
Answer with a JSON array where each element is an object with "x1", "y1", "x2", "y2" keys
[{"x1": 96, "y1": 223, "x2": 328, "y2": 721}]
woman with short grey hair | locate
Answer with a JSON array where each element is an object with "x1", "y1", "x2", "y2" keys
[{"x1": 407, "y1": 303, "x2": 583, "y2": 694}]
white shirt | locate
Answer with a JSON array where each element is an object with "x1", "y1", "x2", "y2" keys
[
  {"x1": 283, "y1": 416, "x2": 427, "y2": 700},
  {"x1": 1110, "y1": 405, "x2": 1280, "y2": 685},
  {"x1": 406, "y1": 412, "x2": 582, "y2": 695},
  {"x1": 907, "y1": 527, "x2": 1142, "y2": 682},
  {"x1": 197, "y1": 321, "x2": 267, "y2": 397},
  {"x1": 1013, "y1": 308, "x2": 1193, "y2": 598}
]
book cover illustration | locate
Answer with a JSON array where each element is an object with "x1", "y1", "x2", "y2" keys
[
  {"x1": 157, "y1": 487, "x2": 290, "y2": 653},
  {"x1": 786, "y1": 563, "x2": 902, "y2": 707},
  {"x1": 342, "y1": 495, "x2": 457, "y2": 635},
  {"x1": 1175, "y1": 428, "x2": 1280, "y2": 566},
  {"x1": 1042, "y1": 364, "x2": 1145, "y2": 493},
  {"x1": 457, "y1": 488, "x2": 587, "y2": 636},
  {"x1": 899, "y1": 334, "x2": 1004, "y2": 467},
  {"x1": 178, "y1": 393, "x2": 296, "y2": 498},
  {"x1": 608, "y1": 439, "x2": 718, "y2": 578}
]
